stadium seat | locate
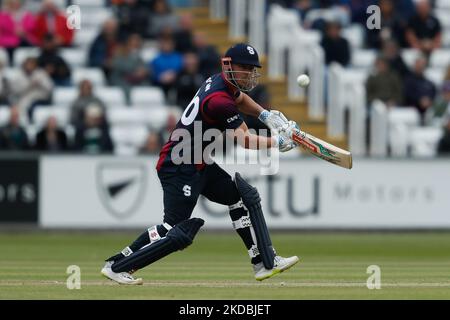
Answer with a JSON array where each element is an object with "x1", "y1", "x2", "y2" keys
[
  {"x1": 430, "y1": 49, "x2": 450, "y2": 68},
  {"x1": 53, "y1": 87, "x2": 78, "y2": 108},
  {"x1": 3, "y1": 67, "x2": 21, "y2": 81},
  {"x1": 0, "y1": 107, "x2": 10, "y2": 126},
  {"x1": 342, "y1": 24, "x2": 364, "y2": 49},
  {"x1": 401, "y1": 49, "x2": 421, "y2": 69},
  {"x1": 351, "y1": 49, "x2": 376, "y2": 68},
  {"x1": 60, "y1": 48, "x2": 86, "y2": 67},
  {"x1": 33, "y1": 107, "x2": 70, "y2": 128},
  {"x1": 145, "y1": 106, "x2": 170, "y2": 130},
  {"x1": 73, "y1": 28, "x2": 99, "y2": 48},
  {"x1": 0, "y1": 48, "x2": 9, "y2": 66},
  {"x1": 130, "y1": 87, "x2": 165, "y2": 106},
  {"x1": 80, "y1": 8, "x2": 113, "y2": 28},
  {"x1": 73, "y1": 0, "x2": 105, "y2": 7},
  {"x1": 425, "y1": 68, "x2": 445, "y2": 87},
  {"x1": 13, "y1": 47, "x2": 40, "y2": 67},
  {"x1": 435, "y1": 10, "x2": 450, "y2": 28},
  {"x1": 95, "y1": 87, "x2": 126, "y2": 106},
  {"x1": 72, "y1": 68, "x2": 106, "y2": 86},
  {"x1": 107, "y1": 108, "x2": 148, "y2": 126},
  {"x1": 141, "y1": 47, "x2": 159, "y2": 63},
  {"x1": 110, "y1": 125, "x2": 149, "y2": 150},
  {"x1": 443, "y1": 29, "x2": 450, "y2": 48},
  {"x1": 388, "y1": 107, "x2": 420, "y2": 157},
  {"x1": 436, "y1": 0, "x2": 450, "y2": 9},
  {"x1": 409, "y1": 127, "x2": 444, "y2": 158}
]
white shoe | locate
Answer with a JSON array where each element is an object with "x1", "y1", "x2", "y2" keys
[
  {"x1": 254, "y1": 255, "x2": 299, "y2": 281},
  {"x1": 101, "y1": 261, "x2": 143, "y2": 285}
]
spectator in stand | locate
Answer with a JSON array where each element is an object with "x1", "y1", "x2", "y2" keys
[
  {"x1": 147, "y1": 0, "x2": 179, "y2": 39},
  {"x1": 33, "y1": 0, "x2": 74, "y2": 47},
  {"x1": 0, "y1": 0, "x2": 37, "y2": 63},
  {"x1": 381, "y1": 39, "x2": 410, "y2": 80},
  {"x1": 9, "y1": 57, "x2": 53, "y2": 121},
  {"x1": 37, "y1": 34, "x2": 71, "y2": 86},
  {"x1": 444, "y1": 65, "x2": 450, "y2": 82},
  {"x1": 69, "y1": 79, "x2": 107, "y2": 127},
  {"x1": 366, "y1": 55, "x2": 403, "y2": 107},
  {"x1": 193, "y1": 31, "x2": 221, "y2": 78},
  {"x1": 405, "y1": 0, "x2": 441, "y2": 56},
  {"x1": 173, "y1": 52, "x2": 204, "y2": 108},
  {"x1": 174, "y1": 13, "x2": 195, "y2": 53},
  {"x1": 366, "y1": 0, "x2": 406, "y2": 50},
  {"x1": 0, "y1": 54, "x2": 10, "y2": 105},
  {"x1": 139, "y1": 131, "x2": 163, "y2": 154},
  {"x1": 149, "y1": 34, "x2": 183, "y2": 95},
  {"x1": 35, "y1": 115, "x2": 68, "y2": 152},
  {"x1": 437, "y1": 117, "x2": 450, "y2": 155},
  {"x1": 426, "y1": 81, "x2": 450, "y2": 126},
  {"x1": 113, "y1": 0, "x2": 150, "y2": 39},
  {"x1": 320, "y1": 20, "x2": 350, "y2": 66},
  {"x1": 88, "y1": 18, "x2": 120, "y2": 82},
  {"x1": 74, "y1": 104, "x2": 113, "y2": 154},
  {"x1": 292, "y1": 0, "x2": 316, "y2": 23},
  {"x1": 0, "y1": 105, "x2": 29, "y2": 150},
  {"x1": 404, "y1": 55, "x2": 437, "y2": 121},
  {"x1": 159, "y1": 112, "x2": 177, "y2": 143},
  {"x1": 110, "y1": 34, "x2": 148, "y2": 103}
]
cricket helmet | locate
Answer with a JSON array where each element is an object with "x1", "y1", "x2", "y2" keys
[{"x1": 221, "y1": 43, "x2": 261, "y2": 92}]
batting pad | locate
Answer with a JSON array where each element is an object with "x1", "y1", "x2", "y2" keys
[
  {"x1": 235, "y1": 172, "x2": 275, "y2": 269},
  {"x1": 111, "y1": 218, "x2": 204, "y2": 273}
]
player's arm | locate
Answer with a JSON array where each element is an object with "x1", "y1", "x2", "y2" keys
[
  {"x1": 227, "y1": 122, "x2": 295, "y2": 152},
  {"x1": 234, "y1": 91, "x2": 297, "y2": 132}
]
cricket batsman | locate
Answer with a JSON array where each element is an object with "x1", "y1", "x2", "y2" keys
[{"x1": 101, "y1": 43, "x2": 300, "y2": 285}]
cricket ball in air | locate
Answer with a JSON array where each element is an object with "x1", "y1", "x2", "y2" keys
[{"x1": 297, "y1": 74, "x2": 310, "y2": 87}]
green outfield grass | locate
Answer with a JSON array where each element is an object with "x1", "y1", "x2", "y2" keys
[{"x1": 1, "y1": 231, "x2": 450, "y2": 299}]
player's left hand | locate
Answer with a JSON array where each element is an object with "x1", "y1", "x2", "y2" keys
[{"x1": 258, "y1": 109, "x2": 289, "y2": 131}]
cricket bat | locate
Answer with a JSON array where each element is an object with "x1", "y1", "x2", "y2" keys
[{"x1": 290, "y1": 129, "x2": 352, "y2": 169}]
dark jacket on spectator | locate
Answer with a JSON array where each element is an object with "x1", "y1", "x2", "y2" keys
[
  {"x1": 35, "y1": 128, "x2": 68, "y2": 152},
  {"x1": 321, "y1": 36, "x2": 350, "y2": 66},
  {"x1": 404, "y1": 73, "x2": 436, "y2": 113},
  {"x1": 438, "y1": 131, "x2": 450, "y2": 155},
  {"x1": 0, "y1": 124, "x2": 29, "y2": 150},
  {"x1": 74, "y1": 123, "x2": 113, "y2": 154}
]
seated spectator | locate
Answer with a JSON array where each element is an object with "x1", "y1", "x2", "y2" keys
[
  {"x1": 366, "y1": 0, "x2": 406, "y2": 50},
  {"x1": 159, "y1": 112, "x2": 177, "y2": 143},
  {"x1": 293, "y1": 0, "x2": 316, "y2": 23},
  {"x1": 0, "y1": 0, "x2": 37, "y2": 63},
  {"x1": 88, "y1": 18, "x2": 120, "y2": 82},
  {"x1": 405, "y1": 0, "x2": 441, "y2": 55},
  {"x1": 404, "y1": 55, "x2": 437, "y2": 120},
  {"x1": 173, "y1": 52, "x2": 204, "y2": 108},
  {"x1": 174, "y1": 13, "x2": 195, "y2": 53},
  {"x1": 9, "y1": 57, "x2": 53, "y2": 121},
  {"x1": 445, "y1": 65, "x2": 450, "y2": 82},
  {"x1": 381, "y1": 39, "x2": 410, "y2": 80},
  {"x1": 0, "y1": 105, "x2": 29, "y2": 150},
  {"x1": 140, "y1": 131, "x2": 163, "y2": 154},
  {"x1": 74, "y1": 104, "x2": 113, "y2": 154},
  {"x1": 366, "y1": 56, "x2": 403, "y2": 107},
  {"x1": 0, "y1": 56, "x2": 11, "y2": 105},
  {"x1": 193, "y1": 31, "x2": 221, "y2": 78},
  {"x1": 69, "y1": 79, "x2": 107, "y2": 127},
  {"x1": 113, "y1": 0, "x2": 150, "y2": 39},
  {"x1": 37, "y1": 34, "x2": 71, "y2": 86},
  {"x1": 110, "y1": 34, "x2": 148, "y2": 104},
  {"x1": 147, "y1": 0, "x2": 179, "y2": 39},
  {"x1": 437, "y1": 117, "x2": 450, "y2": 155},
  {"x1": 149, "y1": 35, "x2": 183, "y2": 95},
  {"x1": 320, "y1": 20, "x2": 350, "y2": 66},
  {"x1": 33, "y1": 0, "x2": 74, "y2": 47},
  {"x1": 426, "y1": 81, "x2": 450, "y2": 126},
  {"x1": 35, "y1": 115, "x2": 68, "y2": 152}
]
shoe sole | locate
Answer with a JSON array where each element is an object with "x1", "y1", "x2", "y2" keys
[
  {"x1": 255, "y1": 257, "x2": 300, "y2": 281},
  {"x1": 101, "y1": 269, "x2": 144, "y2": 285}
]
